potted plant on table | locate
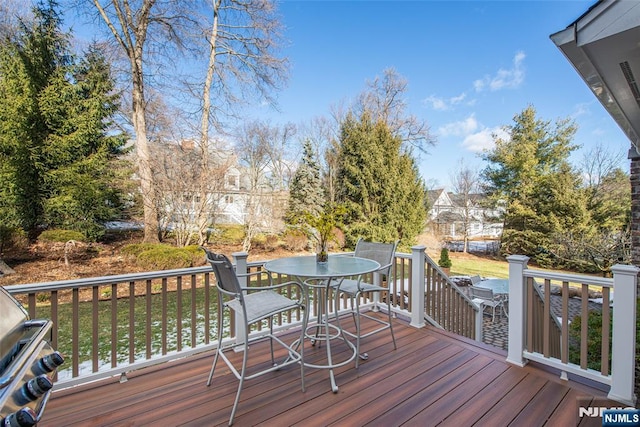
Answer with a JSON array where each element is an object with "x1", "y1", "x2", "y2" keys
[{"x1": 304, "y1": 203, "x2": 346, "y2": 264}]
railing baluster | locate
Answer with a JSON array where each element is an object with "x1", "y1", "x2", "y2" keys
[
  {"x1": 111, "y1": 283, "x2": 117, "y2": 369},
  {"x1": 176, "y1": 276, "x2": 183, "y2": 351},
  {"x1": 580, "y1": 284, "x2": 589, "y2": 370},
  {"x1": 601, "y1": 287, "x2": 611, "y2": 376},
  {"x1": 191, "y1": 274, "x2": 197, "y2": 347},
  {"x1": 92, "y1": 286, "x2": 99, "y2": 373},
  {"x1": 162, "y1": 277, "x2": 168, "y2": 355},
  {"x1": 28, "y1": 293, "x2": 36, "y2": 318},
  {"x1": 51, "y1": 290, "x2": 58, "y2": 350},
  {"x1": 146, "y1": 279, "x2": 152, "y2": 359},
  {"x1": 561, "y1": 281, "x2": 569, "y2": 365},
  {"x1": 542, "y1": 279, "x2": 551, "y2": 357},
  {"x1": 72, "y1": 287, "x2": 79, "y2": 378},
  {"x1": 129, "y1": 281, "x2": 135, "y2": 364},
  {"x1": 204, "y1": 273, "x2": 210, "y2": 345}
]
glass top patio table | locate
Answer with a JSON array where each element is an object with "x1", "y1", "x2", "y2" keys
[
  {"x1": 476, "y1": 278, "x2": 509, "y2": 294},
  {"x1": 264, "y1": 254, "x2": 380, "y2": 279},
  {"x1": 264, "y1": 254, "x2": 380, "y2": 393}
]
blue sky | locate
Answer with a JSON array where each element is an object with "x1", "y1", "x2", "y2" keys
[{"x1": 260, "y1": 0, "x2": 631, "y2": 190}]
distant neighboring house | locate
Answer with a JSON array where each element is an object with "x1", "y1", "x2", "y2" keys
[
  {"x1": 155, "y1": 140, "x2": 287, "y2": 232},
  {"x1": 426, "y1": 189, "x2": 503, "y2": 240}
]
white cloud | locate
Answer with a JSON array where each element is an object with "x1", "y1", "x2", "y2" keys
[
  {"x1": 571, "y1": 102, "x2": 591, "y2": 119},
  {"x1": 474, "y1": 51, "x2": 526, "y2": 92},
  {"x1": 437, "y1": 115, "x2": 509, "y2": 153},
  {"x1": 438, "y1": 114, "x2": 479, "y2": 137},
  {"x1": 462, "y1": 126, "x2": 509, "y2": 153},
  {"x1": 424, "y1": 95, "x2": 448, "y2": 111},
  {"x1": 423, "y1": 92, "x2": 467, "y2": 111}
]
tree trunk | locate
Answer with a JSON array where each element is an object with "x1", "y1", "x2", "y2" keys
[
  {"x1": 132, "y1": 54, "x2": 159, "y2": 243},
  {"x1": 196, "y1": 4, "x2": 220, "y2": 246}
]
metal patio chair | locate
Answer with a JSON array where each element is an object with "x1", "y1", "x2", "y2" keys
[
  {"x1": 203, "y1": 249, "x2": 308, "y2": 426},
  {"x1": 333, "y1": 239, "x2": 398, "y2": 368},
  {"x1": 469, "y1": 285, "x2": 505, "y2": 322}
]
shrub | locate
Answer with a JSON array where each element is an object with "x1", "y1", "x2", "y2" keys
[
  {"x1": 251, "y1": 233, "x2": 267, "y2": 248},
  {"x1": 283, "y1": 229, "x2": 308, "y2": 251},
  {"x1": 39, "y1": 229, "x2": 86, "y2": 243},
  {"x1": 0, "y1": 226, "x2": 27, "y2": 252},
  {"x1": 136, "y1": 246, "x2": 195, "y2": 270},
  {"x1": 121, "y1": 243, "x2": 166, "y2": 257},
  {"x1": 215, "y1": 224, "x2": 245, "y2": 244},
  {"x1": 438, "y1": 248, "x2": 452, "y2": 268},
  {"x1": 121, "y1": 243, "x2": 204, "y2": 270},
  {"x1": 568, "y1": 298, "x2": 640, "y2": 373},
  {"x1": 264, "y1": 234, "x2": 280, "y2": 251}
]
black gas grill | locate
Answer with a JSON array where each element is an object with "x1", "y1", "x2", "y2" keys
[{"x1": 0, "y1": 286, "x2": 64, "y2": 426}]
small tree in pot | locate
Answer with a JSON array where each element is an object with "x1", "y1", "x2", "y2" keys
[
  {"x1": 438, "y1": 247, "x2": 452, "y2": 274},
  {"x1": 304, "y1": 203, "x2": 346, "y2": 263}
]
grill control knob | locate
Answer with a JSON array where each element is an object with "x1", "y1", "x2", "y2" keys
[
  {"x1": 2, "y1": 408, "x2": 37, "y2": 427},
  {"x1": 15, "y1": 375, "x2": 53, "y2": 404},
  {"x1": 32, "y1": 351, "x2": 64, "y2": 375}
]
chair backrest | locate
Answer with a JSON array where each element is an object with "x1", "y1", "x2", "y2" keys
[
  {"x1": 470, "y1": 275, "x2": 482, "y2": 285},
  {"x1": 203, "y1": 249, "x2": 242, "y2": 296},
  {"x1": 469, "y1": 286, "x2": 495, "y2": 301},
  {"x1": 354, "y1": 238, "x2": 398, "y2": 276}
]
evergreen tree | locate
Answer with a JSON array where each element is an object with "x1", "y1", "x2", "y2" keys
[
  {"x1": 335, "y1": 112, "x2": 426, "y2": 247},
  {"x1": 481, "y1": 106, "x2": 590, "y2": 265},
  {"x1": 41, "y1": 45, "x2": 129, "y2": 240},
  {"x1": 0, "y1": 2, "x2": 64, "y2": 240},
  {"x1": 0, "y1": 2, "x2": 127, "y2": 241},
  {"x1": 285, "y1": 139, "x2": 325, "y2": 226},
  {"x1": 586, "y1": 167, "x2": 630, "y2": 232}
]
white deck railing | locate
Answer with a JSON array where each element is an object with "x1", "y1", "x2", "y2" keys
[
  {"x1": 506, "y1": 255, "x2": 638, "y2": 406},
  {"x1": 4, "y1": 247, "x2": 476, "y2": 389}
]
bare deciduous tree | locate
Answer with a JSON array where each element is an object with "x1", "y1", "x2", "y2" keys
[
  {"x1": 234, "y1": 120, "x2": 294, "y2": 251},
  {"x1": 580, "y1": 143, "x2": 624, "y2": 190},
  {"x1": 0, "y1": 0, "x2": 31, "y2": 39},
  {"x1": 188, "y1": 0, "x2": 288, "y2": 244},
  {"x1": 354, "y1": 68, "x2": 436, "y2": 153},
  {"x1": 91, "y1": 0, "x2": 193, "y2": 242},
  {"x1": 153, "y1": 141, "x2": 230, "y2": 247},
  {"x1": 450, "y1": 159, "x2": 480, "y2": 253}
]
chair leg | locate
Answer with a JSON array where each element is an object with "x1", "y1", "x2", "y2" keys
[
  {"x1": 354, "y1": 293, "x2": 363, "y2": 368},
  {"x1": 228, "y1": 338, "x2": 249, "y2": 426},
  {"x1": 207, "y1": 307, "x2": 225, "y2": 386},
  {"x1": 269, "y1": 317, "x2": 275, "y2": 366},
  {"x1": 386, "y1": 298, "x2": 397, "y2": 350},
  {"x1": 299, "y1": 303, "x2": 308, "y2": 392}
]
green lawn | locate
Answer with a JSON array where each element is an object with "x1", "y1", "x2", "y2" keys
[
  {"x1": 448, "y1": 254, "x2": 509, "y2": 278},
  {"x1": 446, "y1": 252, "x2": 598, "y2": 281}
]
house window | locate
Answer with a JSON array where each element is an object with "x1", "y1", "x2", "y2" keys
[
  {"x1": 228, "y1": 175, "x2": 237, "y2": 188},
  {"x1": 225, "y1": 195, "x2": 234, "y2": 204}
]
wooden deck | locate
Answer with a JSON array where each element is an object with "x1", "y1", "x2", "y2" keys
[{"x1": 40, "y1": 313, "x2": 616, "y2": 426}]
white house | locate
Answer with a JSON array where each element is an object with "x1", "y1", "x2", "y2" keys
[{"x1": 426, "y1": 189, "x2": 503, "y2": 240}]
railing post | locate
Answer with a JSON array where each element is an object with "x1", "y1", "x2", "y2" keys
[
  {"x1": 410, "y1": 245, "x2": 426, "y2": 328},
  {"x1": 232, "y1": 252, "x2": 249, "y2": 348},
  {"x1": 608, "y1": 264, "x2": 639, "y2": 406},
  {"x1": 475, "y1": 306, "x2": 483, "y2": 343},
  {"x1": 506, "y1": 255, "x2": 529, "y2": 367}
]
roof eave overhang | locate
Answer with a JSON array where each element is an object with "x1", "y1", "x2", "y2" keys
[{"x1": 550, "y1": 0, "x2": 640, "y2": 152}]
